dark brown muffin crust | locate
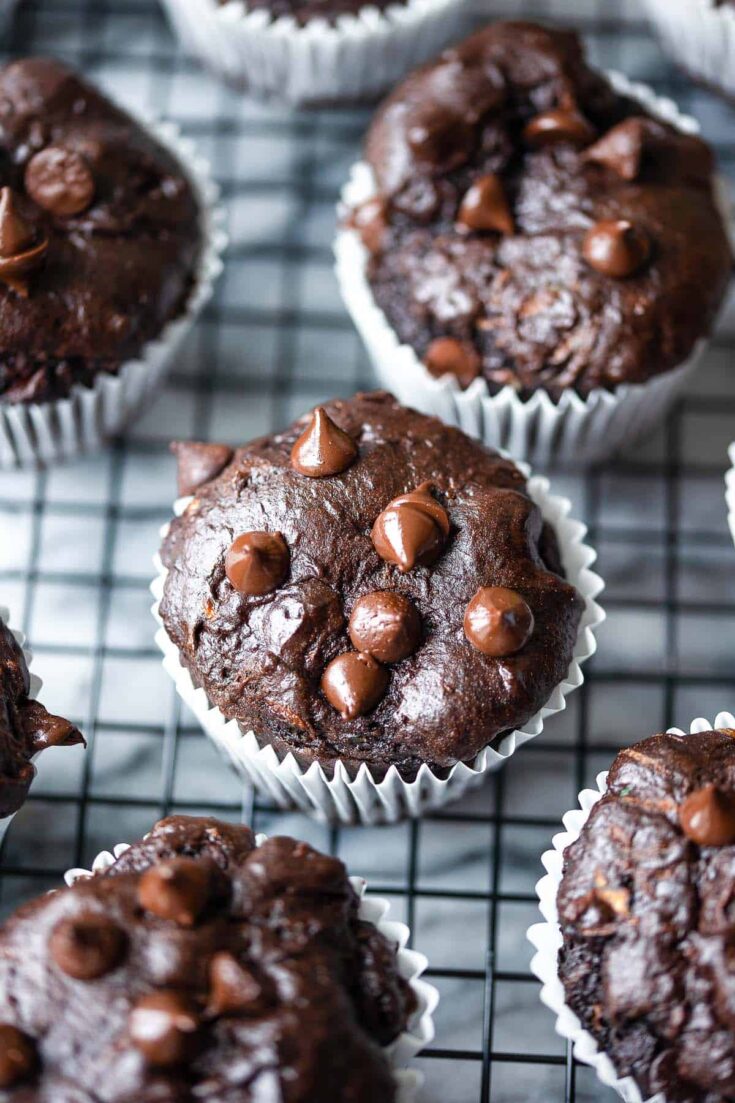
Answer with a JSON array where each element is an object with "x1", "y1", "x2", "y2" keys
[
  {"x1": 159, "y1": 391, "x2": 584, "y2": 778},
  {"x1": 359, "y1": 21, "x2": 732, "y2": 399},
  {"x1": 0, "y1": 617, "x2": 83, "y2": 819},
  {"x1": 0, "y1": 58, "x2": 202, "y2": 405},
  {"x1": 558, "y1": 729, "x2": 735, "y2": 1103},
  {"x1": 0, "y1": 814, "x2": 414, "y2": 1101}
]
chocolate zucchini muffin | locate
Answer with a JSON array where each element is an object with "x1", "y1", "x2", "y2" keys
[
  {"x1": 0, "y1": 616, "x2": 83, "y2": 819},
  {"x1": 356, "y1": 21, "x2": 732, "y2": 399},
  {"x1": 160, "y1": 391, "x2": 584, "y2": 779},
  {"x1": 558, "y1": 728, "x2": 735, "y2": 1103},
  {"x1": 0, "y1": 57, "x2": 202, "y2": 405},
  {"x1": 0, "y1": 814, "x2": 416, "y2": 1100}
]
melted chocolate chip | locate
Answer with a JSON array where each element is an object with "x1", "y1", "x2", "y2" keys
[
  {"x1": 171, "y1": 441, "x2": 234, "y2": 498},
  {"x1": 371, "y1": 483, "x2": 450, "y2": 573},
  {"x1": 679, "y1": 784, "x2": 735, "y2": 847},
  {"x1": 583, "y1": 118, "x2": 647, "y2": 181},
  {"x1": 582, "y1": 219, "x2": 650, "y2": 278},
  {"x1": 225, "y1": 531, "x2": 289, "y2": 596},
  {"x1": 49, "y1": 912, "x2": 126, "y2": 980},
  {"x1": 352, "y1": 197, "x2": 389, "y2": 254},
  {"x1": 0, "y1": 187, "x2": 47, "y2": 297},
  {"x1": 406, "y1": 113, "x2": 474, "y2": 172},
  {"x1": 424, "y1": 336, "x2": 481, "y2": 388},
  {"x1": 0, "y1": 1025, "x2": 35, "y2": 1088},
  {"x1": 457, "y1": 173, "x2": 514, "y2": 235},
  {"x1": 523, "y1": 107, "x2": 595, "y2": 148},
  {"x1": 291, "y1": 407, "x2": 358, "y2": 478},
  {"x1": 138, "y1": 857, "x2": 212, "y2": 927},
  {"x1": 321, "y1": 651, "x2": 389, "y2": 720},
  {"x1": 25, "y1": 146, "x2": 95, "y2": 216},
  {"x1": 463, "y1": 586, "x2": 534, "y2": 657},
  {"x1": 348, "y1": 591, "x2": 421, "y2": 664},
  {"x1": 207, "y1": 952, "x2": 264, "y2": 1017},
  {"x1": 129, "y1": 991, "x2": 199, "y2": 1067}
]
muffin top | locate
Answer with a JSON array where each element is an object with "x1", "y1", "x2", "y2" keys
[
  {"x1": 0, "y1": 57, "x2": 202, "y2": 405},
  {"x1": 0, "y1": 814, "x2": 414, "y2": 1101},
  {"x1": 558, "y1": 728, "x2": 735, "y2": 1103},
  {"x1": 160, "y1": 391, "x2": 584, "y2": 777},
  {"x1": 0, "y1": 617, "x2": 83, "y2": 819},
  {"x1": 357, "y1": 21, "x2": 732, "y2": 399}
]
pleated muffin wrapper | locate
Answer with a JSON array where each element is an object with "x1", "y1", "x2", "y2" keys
[
  {"x1": 0, "y1": 604, "x2": 43, "y2": 844},
  {"x1": 63, "y1": 833, "x2": 439, "y2": 1102},
  {"x1": 0, "y1": 118, "x2": 227, "y2": 471},
  {"x1": 150, "y1": 467, "x2": 605, "y2": 826},
  {"x1": 642, "y1": 0, "x2": 735, "y2": 102},
  {"x1": 527, "y1": 710, "x2": 735, "y2": 1103},
  {"x1": 335, "y1": 72, "x2": 727, "y2": 466},
  {"x1": 160, "y1": 0, "x2": 471, "y2": 106},
  {"x1": 726, "y1": 442, "x2": 735, "y2": 547}
]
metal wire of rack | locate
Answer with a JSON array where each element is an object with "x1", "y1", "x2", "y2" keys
[{"x1": 0, "y1": 0, "x2": 734, "y2": 1100}]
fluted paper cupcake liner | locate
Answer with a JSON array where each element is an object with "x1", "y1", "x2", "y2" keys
[
  {"x1": 642, "y1": 0, "x2": 735, "y2": 101},
  {"x1": 726, "y1": 443, "x2": 735, "y2": 547},
  {"x1": 0, "y1": 605, "x2": 43, "y2": 844},
  {"x1": 150, "y1": 466, "x2": 605, "y2": 826},
  {"x1": 64, "y1": 833, "x2": 439, "y2": 1101},
  {"x1": 527, "y1": 711, "x2": 735, "y2": 1103},
  {"x1": 0, "y1": 118, "x2": 227, "y2": 470},
  {"x1": 160, "y1": 0, "x2": 470, "y2": 106},
  {"x1": 335, "y1": 73, "x2": 720, "y2": 466}
]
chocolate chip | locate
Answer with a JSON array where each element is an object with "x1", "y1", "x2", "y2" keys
[
  {"x1": 523, "y1": 108, "x2": 595, "y2": 148},
  {"x1": 582, "y1": 219, "x2": 650, "y2": 278},
  {"x1": 679, "y1": 785, "x2": 735, "y2": 847},
  {"x1": 424, "y1": 337, "x2": 481, "y2": 389},
  {"x1": 348, "y1": 591, "x2": 421, "y2": 663},
  {"x1": 371, "y1": 483, "x2": 450, "y2": 573},
  {"x1": 352, "y1": 197, "x2": 389, "y2": 254},
  {"x1": 129, "y1": 991, "x2": 199, "y2": 1066},
  {"x1": 25, "y1": 146, "x2": 95, "y2": 216},
  {"x1": 0, "y1": 187, "x2": 47, "y2": 297},
  {"x1": 225, "y1": 531, "x2": 289, "y2": 596},
  {"x1": 207, "y1": 952, "x2": 263, "y2": 1017},
  {"x1": 583, "y1": 118, "x2": 647, "y2": 181},
  {"x1": 49, "y1": 912, "x2": 126, "y2": 980},
  {"x1": 171, "y1": 441, "x2": 233, "y2": 498},
  {"x1": 291, "y1": 407, "x2": 358, "y2": 478},
  {"x1": 138, "y1": 857, "x2": 212, "y2": 927},
  {"x1": 406, "y1": 114, "x2": 473, "y2": 171},
  {"x1": 0, "y1": 1025, "x2": 35, "y2": 1088},
  {"x1": 463, "y1": 586, "x2": 534, "y2": 657},
  {"x1": 457, "y1": 173, "x2": 514, "y2": 235},
  {"x1": 321, "y1": 651, "x2": 389, "y2": 720}
]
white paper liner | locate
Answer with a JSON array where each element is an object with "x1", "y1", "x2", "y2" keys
[
  {"x1": 527, "y1": 710, "x2": 735, "y2": 1103},
  {"x1": 150, "y1": 466, "x2": 605, "y2": 826},
  {"x1": 160, "y1": 0, "x2": 470, "y2": 105},
  {"x1": 0, "y1": 605, "x2": 43, "y2": 844},
  {"x1": 334, "y1": 72, "x2": 723, "y2": 466},
  {"x1": 642, "y1": 0, "x2": 735, "y2": 101},
  {"x1": 0, "y1": 118, "x2": 227, "y2": 470},
  {"x1": 726, "y1": 442, "x2": 735, "y2": 547},
  {"x1": 64, "y1": 833, "x2": 439, "y2": 1102}
]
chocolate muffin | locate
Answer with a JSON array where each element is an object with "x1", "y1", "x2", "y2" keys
[
  {"x1": 0, "y1": 57, "x2": 202, "y2": 405},
  {"x1": 0, "y1": 616, "x2": 83, "y2": 819},
  {"x1": 557, "y1": 728, "x2": 735, "y2": 1103},
  {"x1": 159, "y1": 391, "x2": 585, "y2": 779},
  {"x1": 356, "y1": 21, "x2": 732, "y2": 399},
  {"x1": 0, "y1": 814, "x2": 416, "y2": 1100}
]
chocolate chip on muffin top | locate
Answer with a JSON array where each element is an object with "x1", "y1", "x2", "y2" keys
[
  {"x1": 159, "y1": 392, "x2": 584, "y2": 778},
  {"x1": 0, "y1": 814, "x2": 415, "y2": 1101},
  {"x1": 0, "y1": 617, "x2": 83, "y2": 819},
  {"x1": 358, "y1": 21, "x2": 732, "y2": 399},
  {"x1": 558, "y1": 728, "x2": 735, "y2": 1103},
  {"x1": 0, "y1": 57, "x2": 202, "y2": 404}
]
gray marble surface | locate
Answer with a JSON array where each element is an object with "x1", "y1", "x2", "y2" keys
[{"x1": 0, "y1": 1, "x2": 734, "y2": 1100}]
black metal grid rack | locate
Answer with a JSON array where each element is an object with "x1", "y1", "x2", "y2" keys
[{"x1": 0, "y1": 1, "x2": 734, "y2": 1100}]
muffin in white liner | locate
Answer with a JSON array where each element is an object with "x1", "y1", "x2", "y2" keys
[
  {"x1": 527, "y1": 711, "x2": 735, "y2": 1103},
  {"x1": 0, "y1": 118, "x2": 226, "y2": 470},
  {"x1": 63, "y1": 831, "x2": 439, "y2": 1102},
  {"x1": 727, "y1": 442, "x2": 735, "y2": 546},
  {"x1": 642, "y1": 0, "x2": 735, "y2": 102},
  {"x1": 160, "y1": 0, "x2": 471, "y2": 106},
  {"x1": 151, "y1": 461, "x2": 605, "y2": 826},
  {"x1": 335, "y1": 71, "x2": 725, "y2": 466}
]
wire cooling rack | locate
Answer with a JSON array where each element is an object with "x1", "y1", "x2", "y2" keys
[{"x1": 0, "y1": 1, "x2": 734, "y2": 1100}]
